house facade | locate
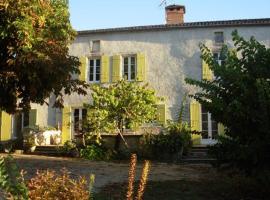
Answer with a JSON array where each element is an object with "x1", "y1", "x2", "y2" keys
[{"x1": 1, "y1": 5, "x2": 270, "y2": 145}]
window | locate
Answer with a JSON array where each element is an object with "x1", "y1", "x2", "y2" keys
[
  {"x1": 89, "y1": 58, "x2": 100, "y2": 83},
  {"x1": 214, "y1": 32, "x2": 224, "y2": 44},
  {"x1": 201, "y1": 106, "x2": 218, "y2": 139},
  {"x1": 213, "y1": 52, "x2": 226, "y2": 65},
  {"x1": 123, "y1": 56, "x2": 136, "y2": 81},
  {"x1": 91, "y1": 40, "x2": 100, "y2": 52},
  {"x1": 73, "y1": 108, "x2": 87, "y2": 134}
]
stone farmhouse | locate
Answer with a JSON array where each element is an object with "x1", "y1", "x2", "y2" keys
[{"x1": 1, "y1": 5, "x2": 270, "y2": 145}]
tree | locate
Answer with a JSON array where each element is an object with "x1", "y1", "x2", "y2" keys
[
  {"x1": 0, "y1": 0, "x2": 87, "y2": 113},
  {"x1": 185, "y1": 31, "x2": 270, "y2": 174},
  {"x1": 84, "y1": 80, "x2": 160, "y2": 150}
]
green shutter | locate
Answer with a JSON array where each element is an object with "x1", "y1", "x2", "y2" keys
[
  {"x1": 101, "y1": 55, "x2": 110, "y2": 83},
  {"x1": 29, "y1": 109, "x2": 37, "y2": 126},
  {"x1": 1, "y1": 112, "x2": 12, "y2": 141},
  {"x1": 79, "y1": 56, "x2": 87, "y2": 81},
  {"x1": 112, "y1": 55, "x2": 121, "y2": 82},
  {"x1": 190, "y1": 100, "x2": 201, "y2": 131},
  {"x1": 218, "y1": 123, "x2": 225, "y2": 135},
  {"x1": 136, "y1": 53, "x2": 146, "y2": 81},
  {"x1": 62, "y1": 106, "x2": 71, "y2": 144},
  {"x1": 157, "y1": 104, "x2": 166, "y2": 126},
  {"x1": 202, "y1": 60, "x2": 213, "y2": 81}
]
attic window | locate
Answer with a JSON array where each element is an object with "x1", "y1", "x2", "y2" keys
[
  {"x1": 214, "y1": 32, "x2": 224, "y2": 44},
  {"x1": 90, "y1": 40, "x2": 100, "y2": 52}
]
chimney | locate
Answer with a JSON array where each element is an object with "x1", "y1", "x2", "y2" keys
[{"x1": 165, "y1": 4, "x2": 186, "y2": 24}]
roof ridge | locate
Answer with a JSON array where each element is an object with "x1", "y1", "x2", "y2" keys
[{"x1": 77, "y1": 18, "x2": 270, "y2": 35}]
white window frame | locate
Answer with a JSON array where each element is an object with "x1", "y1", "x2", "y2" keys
[
  {"x1": 72, "y1": 108, "x2": 87, "y2": 137},
  {"x1": 213, "y1": 51, "x2": 225, "y2": 66},
  {"x1": 88, "y1": 58, "x2": 101, "y2": 83},
  {"x1": 201, "y1": 109, "x2": 218, "y2": 139},
  {"x1": 122, "y1": 56, "x2": 137, "y2": 81}
]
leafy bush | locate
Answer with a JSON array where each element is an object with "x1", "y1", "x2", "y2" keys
[
  {"x1": 80, "y1": 144, "x2": 111, "y2": 161},
  {"x1": 59, "y1": 140, "x2": 79, "y2": 157},
  {"x1": 0, "y1": 155, "x2": 92, "y2": 200},
  {"x1": 0, "y1": 156, "x2": 28, "y2": 199},
  {"x1": 186, "y1": 31, "x2": 270, "y2": 174},
  {"x1": 27, "y1": 169, "x2": 90, "y2": 200},
  {"x1": 140, "y1": 121, "x2": 192, "y2": 161},
  {"x1": 191, "y1": 134, "x2": 202, "y2": 145}
]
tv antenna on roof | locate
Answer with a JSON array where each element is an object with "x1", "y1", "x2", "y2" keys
[{"x1": 159, "y1": 0, "x2": 167, "y2": 7}]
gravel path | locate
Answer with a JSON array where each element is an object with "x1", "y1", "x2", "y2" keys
[{"x1": 1, "y1": 154, "x2": 213, "y2": 191}]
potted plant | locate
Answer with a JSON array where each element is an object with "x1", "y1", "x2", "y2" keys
[{"x1": 23, "y1": 131, "x2": 37, "y2": 152}]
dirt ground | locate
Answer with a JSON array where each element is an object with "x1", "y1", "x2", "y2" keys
[{"x1": 1, "y1": 153, "x2": 214, "y2": 191}]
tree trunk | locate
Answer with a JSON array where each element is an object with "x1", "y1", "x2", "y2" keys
[{"x1": 114, "y1": 120, "x2": 123, "y2": 151}]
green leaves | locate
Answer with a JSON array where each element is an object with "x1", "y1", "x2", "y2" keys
[
  {"x1": 186, "y1": 31, "x2": 270, "y2": 173},
  {"x1": 84, "y1": 80, "x2": 159, "y2": 138},
  {"x1": 0, "y1": 0, "x2": 87, "y2": 113},
  {"x1": 0, "y1": 155, "x2": 29, "y2": 199}
]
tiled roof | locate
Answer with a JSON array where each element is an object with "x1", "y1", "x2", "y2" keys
[{"x1": 78, "y1": 18, "x2": 270, "y2": 35}]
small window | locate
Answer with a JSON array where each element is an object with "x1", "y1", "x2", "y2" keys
[
  {"x1": 123, "y1": 56, "x2": 136, "y2": 81},
  {"x1": 214, "y1": 32, "x2": 224, "y2": 44},
  {"x1": 89, "y1": 58, "x2": 100, "y2": 83},
  {"x1": 91, "y1": 40, "x2": 100, "y2": 52}
]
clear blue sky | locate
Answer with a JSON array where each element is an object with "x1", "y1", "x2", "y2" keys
[{"x1": 69, "y1": 0, "x2": 270, "y2": 31}]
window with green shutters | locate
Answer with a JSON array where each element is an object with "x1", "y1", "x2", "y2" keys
[
  {"x1": 62, "y1": 106, "x2": 71, "y2": 144},
  {"x1": 29, "y1": 109, "x2": 37, "y2": 126},
  {"x1": 190, "y1": 100, "x2": 201, "y2": 132},
  {"x1": 0, "y1": 111, "x2": 12, "y2": 141},
  {"x1": 79, "y1": 56, "x2": 87, "y2": 81},
  {"x1": 202, "y1": 60, "x2": 213, "y2": 81},
  {"x1": 136, "y1": 53, "x2": 146, "y2": 82},
  {"x1": 100, "y1": 55, "x2": 110, "y2": 83},
  {"x1": 112, "y1": 55, "x2": 121, "y2": 82},
  {"x1": 156, "y1": 104, "x2": 166, "y2": 126}
]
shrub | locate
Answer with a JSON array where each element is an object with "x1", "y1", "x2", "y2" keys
[
  {"x1": 27, "y1": 169, "x2": 90, "y2": 200},
  {"x1": 59, "y1": 140, "x2": 79, "y2": 157},
  {"x1": 186, "y1": 31, "x2": 270, "y2": 174},
  {"x1": 140, "y1": 121, "x2": 192, "y2": 161},
  {"x1": 0, "y1": 156, "x2": 28, "y2": 199},
  {"x1": 191, "y1": 134, "x2": 202, "y2": 146},
  {"x1": 80, "y1": 144, "x2": 107, "y2": 161}
]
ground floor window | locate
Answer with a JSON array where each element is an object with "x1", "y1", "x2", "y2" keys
[
  {"x1": 201, "y1": 106, "x2": 218, "y2": 139},
  {"x1": 73, "y1": 108, "x2": 87, "y2": 134}
]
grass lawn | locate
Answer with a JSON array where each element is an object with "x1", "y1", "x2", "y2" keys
[{"x1": 94, "y1": 175, "x2": 269, "y2": 200}]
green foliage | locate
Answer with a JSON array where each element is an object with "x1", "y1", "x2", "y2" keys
[
  {"x1": 0, "y1": 156, "x2": 28, "y2": 199},
  {"x1": 140, "y1": 122, "x2": 191, "y2": 161},
  {"x1": 84, "y1": 80, "x2": 160, "y2": 143},
  {"x1": 0, "y1": 0, "x2": 87, "y2": 113},
  {"x1": 186, "y1": 31, "x2": 270, "y2": 174},
  {"x1": 59, "y1": 140, "x2": 79, "y2": 157},
  {"x1": 80, "y1": 144, "x2": 107, "y2": 161}
]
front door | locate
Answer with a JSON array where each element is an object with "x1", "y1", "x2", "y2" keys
[{"x1": 201, "y1": 106, "x2": 218, "y2": 145}]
